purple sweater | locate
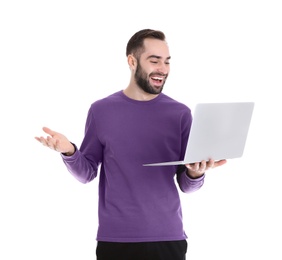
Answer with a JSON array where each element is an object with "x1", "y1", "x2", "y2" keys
[{"x1": 61, "y1": 90, "x2": 205, "y2": 242}]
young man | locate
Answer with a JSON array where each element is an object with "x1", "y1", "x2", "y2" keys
[{"x1": 35, "y1": 29, "x2": 226, "y2": 260}]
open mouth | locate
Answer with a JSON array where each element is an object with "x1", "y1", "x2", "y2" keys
[
  {"x1": 151, "y1": 76, "x2": 164, "y2": 83},
  {"x1": 151, "y1": 75, "x2": 167, "y2": 87}
]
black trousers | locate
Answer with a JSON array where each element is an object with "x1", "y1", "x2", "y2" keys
[{"x1": 96, "y1": 240, "x2": 188, "y2": 260}]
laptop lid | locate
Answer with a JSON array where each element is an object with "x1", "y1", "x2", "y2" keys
[{"x1": 143, "y1": 102, "x2": 255, "y2": 166}]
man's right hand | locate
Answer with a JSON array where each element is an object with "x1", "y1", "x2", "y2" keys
[{"x1": 35, "y1": 127, "x2": 75, "y2": 156}]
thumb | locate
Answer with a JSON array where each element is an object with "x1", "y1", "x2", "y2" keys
[{"x1": 42, "y1": 126, "x2": 56, "y2": 137}]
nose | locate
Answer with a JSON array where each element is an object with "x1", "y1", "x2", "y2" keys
[{"x1": 157, "y1": 62, "x2": 169, "y2": 75}]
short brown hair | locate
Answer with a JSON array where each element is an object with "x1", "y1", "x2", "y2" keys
[{"x1": 126, "y1": 29, "x2": 166, "y2": 58}]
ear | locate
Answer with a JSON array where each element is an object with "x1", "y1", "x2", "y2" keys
[{"x1": 127, "y1": 54, "x2": 136, "y2": 70}]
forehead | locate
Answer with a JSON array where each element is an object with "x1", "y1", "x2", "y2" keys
[{"x1": 141, "y1": 38, "x2": 170, "y2": 59}]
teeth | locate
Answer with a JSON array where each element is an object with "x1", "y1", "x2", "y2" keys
[{"x1": 152, "y1": 77, "x2": 162, "y2": 80}]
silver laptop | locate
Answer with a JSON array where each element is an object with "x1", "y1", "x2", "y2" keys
[{"x1": 143, "y1": 102, "x2": 255, "y2": 166}]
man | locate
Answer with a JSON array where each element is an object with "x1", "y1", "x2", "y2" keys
[{"x1": 35, "y1": 29, "x2": 226, "y2": 260}]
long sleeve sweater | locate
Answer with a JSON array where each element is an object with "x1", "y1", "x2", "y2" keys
[{"x1": 61, "y1": 90, "x2": 205, "y2": 242}]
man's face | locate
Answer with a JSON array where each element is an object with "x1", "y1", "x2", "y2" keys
[{"x1": 134, "y1": 39, "x2": 170, "y2": 95}]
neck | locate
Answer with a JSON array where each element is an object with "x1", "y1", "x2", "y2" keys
[{"x1": 123, "y1": 84, "x2": 159, "y2": 101}]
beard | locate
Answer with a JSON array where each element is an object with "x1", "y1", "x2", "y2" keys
[{"x1": 134, "y1": 61, "x2": 167, "y2": 95}]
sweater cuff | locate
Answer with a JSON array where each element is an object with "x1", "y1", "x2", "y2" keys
[{"x1": 61, "y1": 142, "x2": 77, "y2": 157}]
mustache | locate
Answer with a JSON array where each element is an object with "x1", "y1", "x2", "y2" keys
[{"x1": 149, "y1": 72, "x2": 168, "y2": 77}]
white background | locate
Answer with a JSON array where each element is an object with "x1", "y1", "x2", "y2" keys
[{"x1": 1, "y1": 0, "x2": 281, "y2": 259}]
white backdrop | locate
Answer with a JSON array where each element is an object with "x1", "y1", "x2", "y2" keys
[{"x1": 1, "y1": 0, "x2": 281, "y2": 259}]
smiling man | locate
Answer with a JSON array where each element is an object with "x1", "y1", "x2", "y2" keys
[
  {"x1": 35, "y1": 29, "x2": 226, "y2": 260},
  {"x1": 129, "y1": 38, "x2": 170, "y2": 96}
]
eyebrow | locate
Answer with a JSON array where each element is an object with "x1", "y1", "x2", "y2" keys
[{"x1": 147, "y1": 55, "x2": 171, "y2": 60}]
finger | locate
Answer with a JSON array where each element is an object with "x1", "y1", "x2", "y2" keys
[
  {"x1": 206, "y1": 159, "x2": 215, "y2": 169},
  {"x1": 38, "y1": 137, "x2": 49, "y2": 147},
  {"x1": 42, "y1": 126, "x2": 56, "y2": 137},
  {"x1": 45, "y1": 136, "x2": 58, "y2": 149},
  {"x1": 53, "y1": 139, "x2": 61, "y2": 152},
  {"x1": 199, "y1": 160, "x2": 207, "y2": 171},
  {"x1": 214, "y1": 159, "x2": 227, "y2": 167},
  {"x1": 191, "y1": 162, "x2": 200, "y2": 172},
  {"x1": 34, "y1": 137, "x2": 41, "y2": 142},
  {"x1": 46, "y1": 135, "x2": 56, "y2": 146},
  {"x1": 185, "y1": 163, "x2": 194, "y2": 171}
]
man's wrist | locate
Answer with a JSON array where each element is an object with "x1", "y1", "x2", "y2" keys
[
  {"x1": 186, "y1": 169, "x2": 205, "y2": 179},
  {"x1": 62, "y1": 143, "x2": 76, "y2": 156}
]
